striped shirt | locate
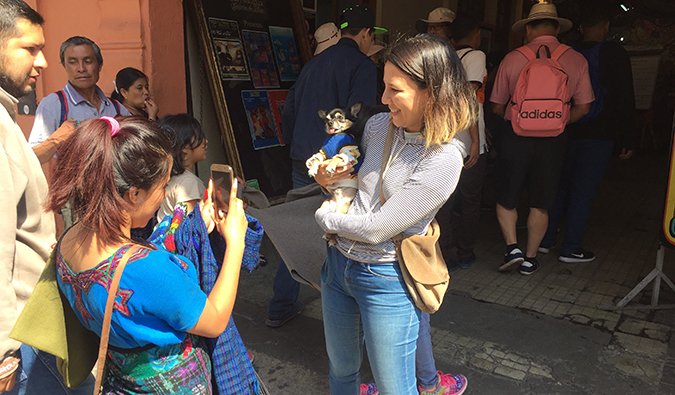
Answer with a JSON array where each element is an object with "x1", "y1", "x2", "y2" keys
[{"x1": 315, "y1": 112, "x2": 464, "y2": 263}]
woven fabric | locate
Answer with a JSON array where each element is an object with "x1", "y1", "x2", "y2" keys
[{"x1": 154, "y1": 204, "x2": 262, "y2": 395}]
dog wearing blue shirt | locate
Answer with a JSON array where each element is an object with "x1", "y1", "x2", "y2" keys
[{"x1": 307, "y1": 102, "x2": 364, "y2": 217}]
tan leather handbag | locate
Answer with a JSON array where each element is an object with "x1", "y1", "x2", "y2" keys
[{"x1": 379, "y1": 122, "x2": 450, "y2": 314}]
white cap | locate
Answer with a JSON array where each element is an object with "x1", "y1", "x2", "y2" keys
[{"x1": 314, "y1": 22, "x2": 341, "y2": 55}]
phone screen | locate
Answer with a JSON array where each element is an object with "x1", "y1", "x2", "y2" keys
[
  {"x1": 212, "y1": 170, "x2": 232, "y2": 197},
  {"x1": 210, "y1": 164, "x2": 233, "y2": 213}
]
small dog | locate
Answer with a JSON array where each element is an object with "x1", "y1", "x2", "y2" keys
[{"x1": 306, "y1": 102, "x2": 365, "y2": 216}]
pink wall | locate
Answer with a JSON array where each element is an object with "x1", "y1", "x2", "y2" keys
[{"x1": 16, "y1": 0, "x2": 186, "y2": 136}]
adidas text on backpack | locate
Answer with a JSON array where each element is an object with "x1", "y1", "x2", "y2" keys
[{"x1": 510, "y1": 44, "x2": 571, "y2": 137}]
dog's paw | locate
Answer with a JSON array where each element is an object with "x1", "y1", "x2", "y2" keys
[
  {"x1": 308, "y1": 164, "x2": 319, "y2": 177},
  {"x1": 325, "y1": 161, "x2": 338, "y2": 175}
]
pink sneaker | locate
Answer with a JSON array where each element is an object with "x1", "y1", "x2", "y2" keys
[
  {"x1": 419, "y1": 370, "x2": 467, "y2": 395},
  {"x1": 360, "y1": 383, "x2": 378, "y2": 395}
]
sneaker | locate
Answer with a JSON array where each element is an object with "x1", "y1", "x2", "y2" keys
[
  {"x1": 537, "y1": 243, "x2": 554, "y2": 254},
  {"x1": 265, "y1": 301, "x2": 304, "y2": 328},
  {"x1": 458, "y1": 253, "x2": 476, "y2": 269},
  {"x1": 519, "y1": 257, "x2": 540, "y2": 275},
  {"x1": 419, "y1": 370, "x2": 467, "y2": 395},
  {"x1": 446, "y1": 259, "x2": 461, "y2": 272},
  {"x1": 559, "y1": 248, "x2": 596, "y2": 263},
  {"x1": 360, "y1": 383, "x2": 378, "y2": 395},
  {"x1": 499, "y1": 247, "x2": 524, "y2": 272}
]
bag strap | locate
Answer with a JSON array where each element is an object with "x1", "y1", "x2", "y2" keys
[
  {"x1": 378, "y1": 121, "x2": 397, "y2": 205},
  {"x1": 550, "y1": 44, "x2": 570, "y2": 61},
  {"x1": 109, "y1": 98, "x2": 122, "y2": 116},
  {"x1": 459, "y1": 49, "x2": 475, "y2": 61},
  {"x1": 379, "y1": 122, "x2": 407, "y2": 245},
  {"x1": 93, "y1": 245, "x2": 141, "y2": 394},
  {"x1": 516, "y1": 45, "x2": 536, "y2": 61},
  {"x1": 56, "y1": 90, "x2": 68, "y2": 127}
]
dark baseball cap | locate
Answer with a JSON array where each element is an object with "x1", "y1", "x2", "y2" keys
[{"x1": 340, "y1": 5, "x2": 387, "y2": 34}]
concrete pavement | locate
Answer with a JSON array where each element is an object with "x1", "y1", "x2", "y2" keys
[{"x1": 234, "y1": 153, "x2": 675, "y2": 394}]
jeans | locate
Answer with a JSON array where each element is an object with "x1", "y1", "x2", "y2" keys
[
  {"x1": 322, "y1": 246, "x2": 420, "y2": 395},
  {"x1": 267, "y1": 167, "x2": 315, "y2": 319},
  {"x1": 437, "y1": 153, "x2": 487, "y2": 261},
  {"x1": 7, "y1": 344, "x2": 95, "y2": 395},
  {"x1": 415, "y1": 312, "x2": 437, "y2": 389},
  {"x1": 542, "y1": 139, "x2": 614, "y2": 255}
]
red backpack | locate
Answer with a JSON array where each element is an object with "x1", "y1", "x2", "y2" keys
[{"x1": 510, "y1": 44, "x2": 571, "y2": 137}]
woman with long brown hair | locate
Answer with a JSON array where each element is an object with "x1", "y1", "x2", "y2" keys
[
  {"x1": 47, "y1": 116, "x2": 247, "y2": 393},
  {"x1": 314, "y1": 34, "x2": 478, "y2": 394}
]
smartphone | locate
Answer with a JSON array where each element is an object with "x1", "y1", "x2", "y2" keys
[{"x1": 210, "y1": 163, "x2": 234, "y2": 200}]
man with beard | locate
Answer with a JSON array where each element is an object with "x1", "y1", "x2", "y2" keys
[{"x1": 0, "y1": 1, "x2": 93, "y2": 393}]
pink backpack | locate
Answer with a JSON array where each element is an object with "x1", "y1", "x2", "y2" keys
[{"x1": 510, "y1": 44, "x2": 571, "y2": 137}]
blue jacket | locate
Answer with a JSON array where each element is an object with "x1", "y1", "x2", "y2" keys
[{"x1": 282, "y1": 37, "x2": 376, "y2": 166}]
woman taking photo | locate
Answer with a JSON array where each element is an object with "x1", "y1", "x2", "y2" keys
[
  {"x1": 47, "y1": 116, "x2": 247, "y2": 393},
  {"x1": 314, "y1": 34, "x2": 478, "y2": 394},
  {"x1": 111, "y1": 67, "x2": 159, "y2": 120}
]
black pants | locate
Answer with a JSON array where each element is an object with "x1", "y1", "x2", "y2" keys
[{"x1": 437, "y1": 153, "x2": 487, "y2": 261}]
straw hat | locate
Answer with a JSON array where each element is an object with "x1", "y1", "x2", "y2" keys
[
  {"x1": 416, "y1": 7, "x2": 456, "y2": 33},
  {"x1": 314, "y1": 22, "x2": 340, "y2": 55},
  {"x1": 512, "y1": 1, "x2": 573, "y2": 35},
  {"x1": 367, "y1": 44, "x2": 384, "y2": 58}
]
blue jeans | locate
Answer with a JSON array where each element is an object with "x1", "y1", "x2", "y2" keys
[
  {"x1": 7, "y1": 344, "x2": 95, "y2": 395},
  {"x1": 415, "y1": 312, "x2": 438, "y2": 389},
  {"x1": 321, "y1": 246, "x2": 420, "y2": 395},
  {"x1": 267, "y1": 167, "x2": 315, "y2": 319},
  {"x1": 542, "y1": 139, "x2": 614, "y2": 255}
]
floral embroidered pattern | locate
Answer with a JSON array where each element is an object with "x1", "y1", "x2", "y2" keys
[{"x1": 56, "y1": 244, "x2": 150, "y2": 324}]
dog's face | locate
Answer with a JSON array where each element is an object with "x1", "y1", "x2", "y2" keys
[
  {"x1": 319, "y1": 108, "x2": 353, "y2": 135},
  {"x1": 317, "y1": 102, "x2": 362, "y2": 135}
]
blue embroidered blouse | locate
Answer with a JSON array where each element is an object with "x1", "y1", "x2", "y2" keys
[{"x1": 56, "y1": 242, "x2": 207, "y2": 349}]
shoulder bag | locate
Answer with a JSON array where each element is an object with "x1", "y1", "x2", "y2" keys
[
  {"x1": 10, "y1": 244, "x2": 140, "y2": 393},
  {"x1": 378, "y1": 122, "x2": 450, "y2": 314}
]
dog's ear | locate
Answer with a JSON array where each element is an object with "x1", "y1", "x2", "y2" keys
[
  {"x1": 317, "y1": 109, "x2": 326, "y2": 119},
  {"x1": 350, "y1": 102, "x2": 363, "y2": 118}
]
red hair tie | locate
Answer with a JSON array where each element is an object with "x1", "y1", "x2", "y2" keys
[{"x1": 101, "y1": 116, "x2": 120, "y2": 137}]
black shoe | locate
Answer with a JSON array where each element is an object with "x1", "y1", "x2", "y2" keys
[
  {"x1": 265, "y1": 301, "x2": 304, "y2": 328},
  {"x1": 559, "y1": 248, "x2": 596, "y2": 263},
  {"x1": 499, "y1": 247, "x2": 524, "y2": 272},
  {"x1": 519, "y1": 257, "x2": 540, "y2": 275}
]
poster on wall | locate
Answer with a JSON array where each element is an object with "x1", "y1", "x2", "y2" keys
[
  {"x1": 241, "y1": 90, "x2": 283, "y2": 150},
  {"x1": 269, "y1": 26, "x2": 301, "y2": 81},
  {"x1": 208, "y1": 18, "x2": 249, "y2": 80},
  {"x1": 241, "y1": 30, "x2": 280, "y2": 88},
  {"x1": 267, "y1": 90, "x2": 289, "y2": 145}
]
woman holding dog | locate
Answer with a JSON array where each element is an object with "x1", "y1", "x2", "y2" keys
[{"x1": 314, "y1": 34, "x2": 478, "y2": 395}]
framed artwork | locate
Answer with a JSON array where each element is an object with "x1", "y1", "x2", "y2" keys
[
  {"x1": 242, "y1": 29, "x2": 281, "y2": 88},
  {"x1": 241, "y1": 90, "x2": 283, "y2": 150},
  {"x1": 269, "y1": 26, "x2": 301, "y2": 81},
  {"x1": 208, "y1": 18, "x2": 250, "y2": 80}
]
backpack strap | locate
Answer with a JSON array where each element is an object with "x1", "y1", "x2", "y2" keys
[
  {"x1": 516, "y1": 45, "x2": 536, "y2": 61},
  {"x1": 55, "y1": 90, "x2": 68, "y2": 127},
  {"x1": 459, "y1": 48, "x2": 475, "y2": 61},
  {"x1": 110, "y1": 98, "x2": 122, "y2": 116},
  {"x1": 550, "y1": 44, "x2": 570, "y2": 61}
]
